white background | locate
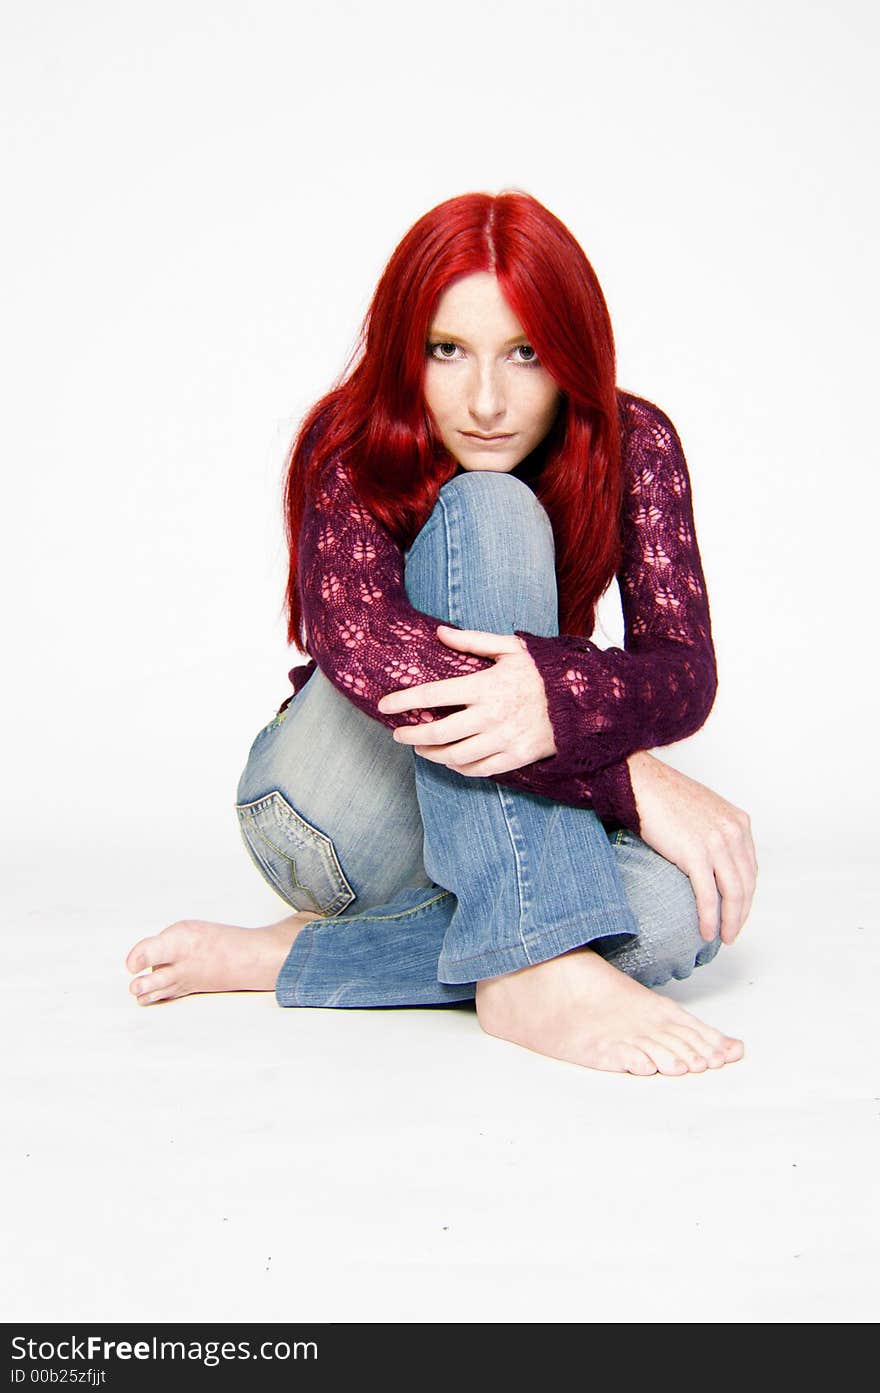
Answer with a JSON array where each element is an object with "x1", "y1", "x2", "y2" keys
[
  {"x1": 2, "y1": 1, "x2": 878, "y2": 1326},
  {"x1": 3, "y1": 0, "x2": 876, "y2": 870}
]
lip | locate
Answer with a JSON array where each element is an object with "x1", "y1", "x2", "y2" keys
[{"x1": 460, "y1": 431, "x2": 515, "y2": 442}]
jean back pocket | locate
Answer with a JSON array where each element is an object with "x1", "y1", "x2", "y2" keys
[{"x1": 235, "y1": 789, "x2": 356, "y2": 916}]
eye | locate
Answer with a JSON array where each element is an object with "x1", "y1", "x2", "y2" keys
[
  {"x1": 512, "y1": 344, "x2": 540, "y2": 365},
  {"x1": 427, "y1": 341, "x2": 462, "y2": 361}
]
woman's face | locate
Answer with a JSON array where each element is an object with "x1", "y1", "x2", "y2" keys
[{"x1": 422, "y1": 271, "x2": 561, "y2": 472}]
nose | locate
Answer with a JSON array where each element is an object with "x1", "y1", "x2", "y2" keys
[{"x1": 467, "y1": 359, "x2": 506, "y2": 427}]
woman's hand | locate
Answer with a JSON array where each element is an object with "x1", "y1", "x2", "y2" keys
[
  {"x1": 627, "y1": 750, "x2": 758, "y2": 947},
  {"x1": 376, "y1": 623, "x2": 557, "y2": 776}
]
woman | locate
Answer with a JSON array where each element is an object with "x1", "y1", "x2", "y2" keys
[{"x1": 126, "y1": 191, "x2": 757, "y2": 1076}]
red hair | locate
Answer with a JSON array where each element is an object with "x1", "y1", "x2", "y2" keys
[{"x1": 282, "y1": 189, "x2": 625, "y2": 650}]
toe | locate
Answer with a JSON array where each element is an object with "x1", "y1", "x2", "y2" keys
[
  {"x1": 622, "y1": 1046, "x2": 657, "y2": 1077},
  {"x1": 654, "y1": 1031, "x2": 708, "y2": 1073},
  {"x1": 126, "y1": 944, "x2": 147, "y2": 973},
  {"x1": 125, "y1": 941, "x2": 156, "y2": 975},
  {"x1": 635, "y1": 1036, "x2": 689, "y2": 1077},
  {"x1": 677, "y1": 1019, "x2": 743, "y2": 1066},
  {"x1": 126, "y1": 931, "x2": 177, "y2": 974},
  {"x1": 706, "y1": 1029, "x2": 745, "y2": 1061},
  {"x1": 673, "y1": 1024, "x2": 725, "y2": 1068},
  {"x1": 131, "y1": 966, "x2": 177, "y2": 1004},
  {"x1": 136, "y1": 990, "x2": 168, "y2": 1006}
]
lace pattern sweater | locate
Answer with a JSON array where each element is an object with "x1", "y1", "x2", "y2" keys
[{"x1": 277, "y1": 391, "x2": 717, "y2": 835}]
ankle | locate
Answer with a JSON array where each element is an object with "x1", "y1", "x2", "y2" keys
[{"x1": 264, "y1": 909, "x2": 322, "y2": 950}]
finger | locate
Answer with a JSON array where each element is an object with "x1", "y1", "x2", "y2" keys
[
  {"x1": 712, "y1": 852, "x2": 745, "y2": 946},
  {"x1": 435, "y1": 624, "x2": 524, "y2": 656},
  {"x1": 735, "y1": 842, "x2": 758, "y2": 934},
  {"x1": 433, "y1": 749, "x2": 526, "y2": 778},
  {"x1": 414, "y1": 732, "x2": 508, "y2": 769},
  {"x1": 377, "y1": 677, "x2": 479, "y2": 714},
  {"x1": 739, "y1": 825, "x2": 759, "y2": 924},
  {"x1": 393, "y1": 711, "x2": 482, "y2": 746},
  {"x1": 689, "y1": 864, "x2": 721, "y2": 944},
  {"x1": 740, "y1": 880, "x2": 756, "y2": 933}
]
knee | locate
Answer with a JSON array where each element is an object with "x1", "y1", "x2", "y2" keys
[
  {"x1": 440, "y1": 467, "x2": 550, "y2": 527},
  {"x1": 404, "y1": 469, "x2": 559, "y2": 635},
  {"x1": 649, "y1": 870, "x2": 722, "y2": 982},
  {"x1": 612, "y1": 848, "x2": 722, "y2": 987},
  {"x1": 437, "y1": 470, "x2": 555, "y2": 573}
]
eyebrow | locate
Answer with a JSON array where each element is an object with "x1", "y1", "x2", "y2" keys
[{"x1": 427, "y1": 330, "x2": 529, "y2": 346}]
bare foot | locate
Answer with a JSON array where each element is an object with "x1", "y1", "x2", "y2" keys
[
  {"x1": 475, "y1": 945, "x2": 744, "y2": 1076},
  {"x1": 125, "y1": 910, "x2": 323, "y2": 1005}
]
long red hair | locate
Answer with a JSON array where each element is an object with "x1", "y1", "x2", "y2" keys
[{"x1": 282, "y1": 190, "x2": 625, "y2": 650}]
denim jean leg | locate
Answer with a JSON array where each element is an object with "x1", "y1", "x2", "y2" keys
[
  {"x1": 236, "y1": 663, "x2": 473, "y2": 1008},
  {"x1": 277, "y1": 883, "x2": 471, "y2": 1007},
  {"x1": 402, "y1": 471, "x2": 638, "y2": 984},
  {"x1": 599, "y1": 828, "x2": 724, "y2": 987}
]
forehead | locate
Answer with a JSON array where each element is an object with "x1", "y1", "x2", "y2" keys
[{"x1": 429, "y1": 272, "x2": 524, "y2": 339}]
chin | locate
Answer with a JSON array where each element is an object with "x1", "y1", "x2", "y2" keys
[
  {"x1": 458, "y1": 462, "x2": 519, "y2": 474},
  {"x1": 453, "y1": 459, "x2": 515, "y2": 476}
]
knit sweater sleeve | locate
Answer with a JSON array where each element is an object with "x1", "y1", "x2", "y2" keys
[
  {"x1": 284, "y1": 451, "x2": 489, "y2": 706},
  {"x1": 511, "y1": 394, "x2": 718, "y2": 828}
]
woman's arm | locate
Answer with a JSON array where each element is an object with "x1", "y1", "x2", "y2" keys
[
  {"x1": 295, "y1": 452, "x2": 488, "y2": 707},
  {"x1": 512, "y1": 394, "x2": 718, "y2": 779},
  {"x1": 627, "y1": 750, "x2": 758, "y2": 946}
]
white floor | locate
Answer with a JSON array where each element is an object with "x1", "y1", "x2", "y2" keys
[{"x1": 3, "y1": 835, "x2": 877, "y2": 1324}]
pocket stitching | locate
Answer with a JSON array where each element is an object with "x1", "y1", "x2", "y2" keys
[
  {"x1": 235, "y1": 817, "x2": 324, "y2": 913},
  {"x1": 235, "y1": 789, "x2": 356, "y2": 915}
]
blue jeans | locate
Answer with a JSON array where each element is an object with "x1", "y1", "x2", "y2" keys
[{"x1": 235, "y1": 471, "x2": 722, "y2": 1007}]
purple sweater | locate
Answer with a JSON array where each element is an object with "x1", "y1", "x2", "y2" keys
[{"x1": 277, "y1": 391, "x2": 717, "y2": 835}]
